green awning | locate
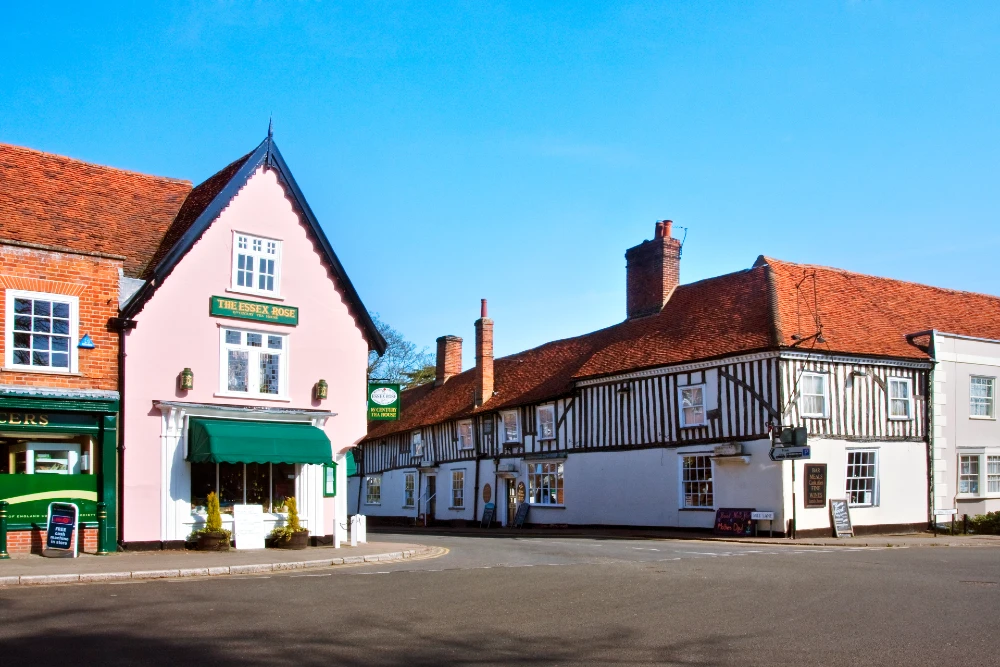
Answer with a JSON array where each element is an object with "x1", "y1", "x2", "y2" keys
[
  {"x1": 346, "y1": 449, "x2": 357, "y2": 477},
  {"x1": 187, "y1": 418, "x2": 332, "y2": 465}
]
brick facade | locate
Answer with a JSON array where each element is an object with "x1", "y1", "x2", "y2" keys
[
  {"x1": 435, "y1": 335, "x2": 463, "y2": 386},
  {"x1": 625, "y1": 220, "x2": 682, "y2": 319},
  {"x1": 5, "y1": 526, "x2": 99, "y2": 555}
]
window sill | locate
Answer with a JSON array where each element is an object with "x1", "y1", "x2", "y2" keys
[
  {"x1": 528, "y1": 504, "x2": 565, "y2": 509},
  {"x1": 847, "y1": 504, "x2": 878, "y2": 509},
  {"x1": 402, "y1": 505, "x2": 415, "y2": 509},
  {"x1": 213, "y1": 392, "x2": 291, "y2": 403},
  {"x1": 800, "y1": 415, "x2": 829, "y2": 420},
  {"x1": 448, "y1": 506, "x2": 466, "y2": 511},
  {"x1": 364, "y1": 503, "x2": 381, "y2": 507},
  {"x1": 679, "y1": 507, "x2": 715, "y2": 512},
  {"x1": 225, "y1": 287, "x2": 285, "y2": 302},
  {"x1": 537, "y1": 437, "x2": 557, "y2": 442},
  {"x1": 2, "y1": 366, "x2": 83, "y2": 377},
  {"x1": 679, "y1": 424, "x2": 707, "y2": 429},
  {"x1": 887, "y1": 416, "x2": 913, "y2": 422},
  {"x1": 969, "y1": 416, "x2": 997, "y2": 421}
]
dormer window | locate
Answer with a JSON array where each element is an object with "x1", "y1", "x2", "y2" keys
[{"x1": 232, "y1": 232, "x2": 281, "y2": 297}]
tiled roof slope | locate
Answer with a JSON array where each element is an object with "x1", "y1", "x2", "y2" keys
[{"x1": 0, "y1": 143, "x2": 192, "y2": 277}]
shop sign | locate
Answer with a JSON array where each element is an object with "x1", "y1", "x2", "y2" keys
[
  {"x1": 0, "y1": 411, "x2": 100, "y2": 433},
  {"x1": 804, "y1": 463, "x2": 827, "y2": 508},
  {"x1": 368, "y1": 384, "x2": 401, "y2": 421},
  {"x1": 45, "y1": 502, "x2": 79, "y2": 557},
  {"x1": 210, "y1": 295, "x2": 299, "y2": 326}
]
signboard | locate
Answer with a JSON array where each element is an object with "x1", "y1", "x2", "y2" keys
[
  {"x1": 233, "y1": 504, "x2": 266, "y2": 549},
  {"x1": 751, "y1": 511, "x2": 774, "y2": 521},
  {"x1": 45, "y1": 502, "x2": 79, "y2": 558},
  {"x1": 513, "y1": 502, "x2": 530, "y2": 528},
  {"x1": 323, "y1": 463, "x2": 337, "y2": 497},
  {"x1": 713, "y1": 442, "x2": 743, "y2": 457},
  {"x1": 210, "y1": 295, "x2": 299, "y2": 326},
  {"x1": 769, "y1": 446, "x2": 811, "y2": 462},
  {"x1": 804, "y1": 463, "x2": 827, "y2": 508},
  {"x1": 483, "y1": 483, "x2": 492, "y2": 503},
  {"x1": 368, "y1": 383, "x2": 401, "y2": 421},
  {"x1": 481, "y1": 502, "x2": 495, "y2": 528},
  {"x1": 829, "y1": 499, "x2": 854, "y2": 537},
  {"x1": 713, "y1": 507, "x2": 755, "y2": 537},
  {"x1": 934, "y1": 508, "x2": 958, "y2": 516},
  {"x1": 516, "y1": 482, "x2": 526, "y2": 503}
]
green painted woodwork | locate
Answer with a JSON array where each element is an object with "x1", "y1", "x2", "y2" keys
[
  {"x1": 346, "y1": 449, "x2": 357, "y2": 477},
  {"x1": 0, "y1": 474, "x2": 99, "y2": 524},
  {"x1": 209, "y1": 295, "x2": 299, "y2": 326},
  {"x1": 0, "y1": 394, "x2": 118, "y2": 414},
  {"x1": 187, "y1": 418, "x2": 332, "y2": 465},
  {"x1": 323, "y1": 462, "x2": 337, "y2": 497}
]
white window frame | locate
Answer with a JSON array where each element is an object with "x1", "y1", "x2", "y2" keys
[
  {"x1": 537, "y1": 404, "x2": 556, "y2": 441},
  {"x1": 799, "y1": 372, "x2": 830, "y2": 418},
  {"x1": 456, "y1": 420, "x2": 474, "y2": 450},
  {"x1": 680, "y1": 454, "x2": 714, "y2": 509},
  {"x1": 988, "y1": 455, "x2": 1000, "y2": 495},
  {"x1": 230, "y1": 231, "x2": 282, "y2": 298},
  {"x1": 410, "y1": 431, "x2": 423, "y2": 458},
  {"x1": 846, "y1": 449, "x2": 879, "y2": 507},
  {"x1": 970, "y1": 376, "x2": 995, "y2": 420},
  {"x1": 526, "y1": 460, "x2": 564, "y2": 506},
  {"x1": 501, "y1": 410, "x2": 520, "y2": 443},
  {"x1": 4, "y1": 290, "x2": 80, "y2": 374},
  {"x1": 403, "y1": 472, "x2": 416, "y2": 508},
  {"x1": 451, "y1": 469, "x2": 465, "y2": 508},
  {"x1": 217, "y1": 327, "x2": 289, "y2": 400},
  {"x1": 958, "y1": 453, "x2": 981, "y2": 497},
  {"x1": 365, "y1": 476, "x2": 381, "y2": 505},
  {"x1": 678, "y1": 384, "x2": 707, "y2": 428},
  {"x1": 887, "y1": 377, "x2": 914, "y2": 421}
]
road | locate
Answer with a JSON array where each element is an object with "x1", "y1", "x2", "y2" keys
[{"x1": 1, "y1": 534, "x2": 998, "y2": 666}]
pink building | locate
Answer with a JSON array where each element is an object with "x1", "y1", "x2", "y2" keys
[{"x1": 119, "y1": 135, "x2": 383, "y2": 548}]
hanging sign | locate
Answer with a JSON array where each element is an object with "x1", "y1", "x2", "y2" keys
[
  {"x1": 804, "y1": 463, "x2": 828, "y2": 508},
  {"x1": 45, "y1": 502, "x2": 79, "y2": 557},
  {"x1": 210, "y1": 295, "x2": 299, "y2": 326},
  {"x1": 830, "y1": 499, "x2": 854, "y2": 537},
  {"x1": 368, "y1": 383, "x2": 401, "y2": 420}
]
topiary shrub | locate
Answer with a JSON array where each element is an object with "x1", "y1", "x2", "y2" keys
[{"x1": 270, "y1": 496, "x2": 307, "y2": 544}]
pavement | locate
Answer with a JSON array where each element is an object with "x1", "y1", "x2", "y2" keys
[{"x1": 0, "y1": 540, "x2": 428, "y2": 586}]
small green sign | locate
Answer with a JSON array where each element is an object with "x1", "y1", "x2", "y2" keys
[
  {"x1": 368, "y1": 383, "x2": 401, "y2": 421},
  {"x1": 210, "y1": 296, "x2": 299, "y2": 326}
]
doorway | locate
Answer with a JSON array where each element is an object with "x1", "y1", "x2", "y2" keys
[
  {"x1": 505, "y1": 478, "x2": 517, "y2": 527},
  {"x1": 425, "y1": 475, "x2": 436, "y2": 523}
]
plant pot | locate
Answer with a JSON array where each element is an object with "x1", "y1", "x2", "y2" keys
[
  {"x1": 272, "y1": 530, "x2": 309, "y2": 550},
  {"x1": 197, "y1": 531, "x2": 230, "y2": 551}
]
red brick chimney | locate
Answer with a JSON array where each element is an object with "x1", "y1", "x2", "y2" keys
[
  {"x1": 435, "y1": 335, "x2": 463, "y2": 387},
  {"x1": 625, "y1": 220, "x2": 682, "y2": 319},
  {"x1": 474, "y1": 299, "x2": 494, "y2": 406}
]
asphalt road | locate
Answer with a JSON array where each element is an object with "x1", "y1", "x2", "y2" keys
[{"x1": 1, "y1": 534, "x2": 998, "y2": 666}]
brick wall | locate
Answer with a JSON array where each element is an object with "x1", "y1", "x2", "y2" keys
[
  {"x1": 625, "y1": 221, "x2": 682, "y2": 319},
  {"x1": 5, "y1": 526, "x2": 99, "y2": 555},
  {"x1": 0, "y1": 244, "x2": 121, "y2": 390}
]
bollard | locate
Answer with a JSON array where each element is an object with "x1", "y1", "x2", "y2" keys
[
  {"x1": 0, "y1": 500, "x2": 9, "y2": 560},
  {"x1": 96, "y1": 502, "x2": 109, "y2": 555},
  {"x1": 963, "y1": 513, "x2": 969, "y2": 535}
]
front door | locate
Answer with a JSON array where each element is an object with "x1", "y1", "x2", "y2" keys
[
  {"x1": 426, "y1": 475, "x2": 436, "y2": 522},
  {"x1": 505, "y1": 479, "x2": 517, "y2": 527}
]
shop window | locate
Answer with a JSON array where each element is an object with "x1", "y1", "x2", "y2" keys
[
  {"x1": 501, "y1": 410, "x2": 520, "y2": 443},
  {"x1": 457, "y1": 420, "x2": 474, "y2": 450},
  {"x1": 888, "y1": 378, "x2": 913, "y2": 420},
  {"x1": 220, "y1": 328, "x2": 287, "y2": 398},
  {"x1": 232, "y1": 232, "x2": 281, "y2": 296},
  {"x1": 5, "y1": 291, "x2": 78, "y2": 372},
  {"x1": 799, "y1": 373, "x2": 829, "y2": 418},
  {"x1": 537, "y1": 405, "x2": 556, "y2": 440},
  {"x1": 365, "y1": 476, "x2": 381, "y2": 505},
  {"x1": 451, "y1": 470, "x2": 465, "y2": 508},
  {"x1": 681, "y1": 455, "x2": 713, "y2": 508},
  {"x1": 403, "y1": 472, "x2": 415, "y2": 507},
  {"x1": 846, "y1": 450, "x2": 878, "y2": 506},
  {"x1": 527, "y1": 461, "x2": 564, "y2": 505},
  {"x1": 4, "y1": 441, "x2": 91, "y2": 475},
  {"x1": 959, "y1": 455, "x2": 980, "y2": 496},
  {"x1": 970, "y1": 377, "x2": 995, "y2": 419},
  {"x1": 190, "y1": 462, "x2": 296, "y2": 513},
  {"x1": 679, "y1": 385, "x2": 706, "y2": 427}
]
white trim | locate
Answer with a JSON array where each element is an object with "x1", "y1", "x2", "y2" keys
[
  {"x1": 798, "y1": 372, "x2": 830, "y2": 419},
  {"x1": 779, "y1": 350, "x2": 931, "y2": 370},
  {"x1": 679, "y1": 453, "x2": 715, "y2": 510},
  {"x1": 677, "y1": 383, "x2": 707, "y2": 428},
  {"x1": 887, "y1": 377, "x2": 914, "y2": 421},
  {"x1": 230, "y1": 230, "x2": 283, "y2": 299},
  {"x1": 218, "y1": 326, "x2": 290, "y2": 400},
  {"x1": 4, "y1": 289, "x2": 80, "y2": 373},
  {"x1": 536, "y1": 404, "x2": 556, "y2": 441},
  {"x1": 845, "y1": 447, "x2": 880, "y2": 507},
  {"x1": 501, "y1": 409, "x2": 520, "y2": 443},
  {"x1": 456, "y1": 420, "x2": 474, "y2": 450}
]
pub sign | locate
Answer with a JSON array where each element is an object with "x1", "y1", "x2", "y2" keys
[{"x1": 368, "y1": 383, "x2": 401, "y2": 421}]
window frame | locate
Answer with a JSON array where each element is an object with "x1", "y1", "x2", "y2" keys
[
  {"x1": 887, "y1": 377, "x2": 914, "y2": 421},
  {"x1": 189, "y1": 461, "x2": 297, "y2": 514},
  {"x1": 970, "y1": 376, "x2": 996, "y2": 420},
  {"x1": 501, "y1": 410, "x2": 520, "y2": 444},
  {"x1": 526, "y1": 460, "x2": 565, "y2": 506},
  {"x1": 365, "y1": 475, "x2": 382, "y2": 505},
  {"x1": 451, "y1": 469, "x2": 465, "y2": 509},
  {"x1": 988, "y1": 455, "x2": 1000, "y2": 495},
  {"x1": 456, "y1": 420, "x2": 474, "y2": 450},
  {"x1": 798, "y1": 372, "x2": 830, "y2": 419},
  {"x1": 846, "y1": 449, "x2": 879, "y2": 507},
  {"x1": 323, "y1": 462, "x2": 337, "y2": 498},
  {"x1": 403, "y1": 472, "x2": 416, "y2": 508},
  {"x1": 4, "y1": 290, "x2": 80, "y2": 374},
  {"x1": 678, "y1": 384, "x2": 707, "y2": 428},
  {"x1": 217, "y1": 326, "x2": 289, "y2": 400},
  {"x1": 230, "y1": 231, "x2": 283, "y2": 298},
  {"x1": 958, "y1": 453, "x2": 981, "y2": 497},
  {"x1": 410, "y1": 430, "x2": 424, "y2": 458},
  {"x1": 680, "y1": 454, "x2": 715, "y2": 509},
  {"x1": 536, "y1": 404, "x2": 556, "y2": 441}
]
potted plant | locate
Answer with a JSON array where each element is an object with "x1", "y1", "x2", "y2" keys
[
  {"x1": 193, "y1": 492, "x2": 231, "y2": 551},
  {"x1": 269, "y1": 496, "x2": 309, "y2": 549}
]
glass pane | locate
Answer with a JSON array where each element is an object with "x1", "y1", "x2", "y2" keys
[
  {"x1": 271, "y1": 463, "x2": 295, "y2": 512},
  {"x1": 51, "y1": 353, "x2": 69, "y2": 369},
  {"x1": 13, "y1": 333, "x2": 30, "y2": 349},
  {"x1": 260, "y1": 353, "x2": 280, "y2": 394},
  {"x1": 218, "y1": 463, "x2": 244, "y2": 513},
  {"x1": 246, "y1": 463, "x2": 271, "y2": 511},
  {"x1": 52, "y1": 302, "x2": 70, "y2": 318},
  {"x1": 190, "y1": 463, "x2": 215, "y2": 510},
  {"x1": 13, "y1": 349, "x2": 30, "y2": 365},
  {"x1": 228, "y1": 350, "x2": 248, "y2": 391},
  {"x1": 267, "y1": 335, "x2": 282, "y2": 350},
  {"x1": 52, "y1": 318, "x2": 70, "y2": 334},
  {"x1": 246, "y1": 333, "x2": 262, "y2": 347},
  {"x1": 14, "y1": 298, "x2": 31, "y2": 314},
  {"x1": 32, "y1": 318, "x2": 51, "y2": 333},
  {"x1": 225, "y1": 330, "x2": 241, "y2": 345},
  {"x1": 33, "y1": 301, "x2": 51, "y2": 317},
  {"x1": 14, "y1": 315, "x2": 31, "y2": 331},
  {"x1": 51, "y1": 336, "x2": 69, "y2": 352},
  {"x1": 32, "y1": 351, "x2": 49, "y2": 366}
]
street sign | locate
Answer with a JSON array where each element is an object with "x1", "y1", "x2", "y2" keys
[
  {"x1": 769, "y1": 446, "x2": 811, "y2": 461},
  {"x1": 933, "y1": 508, "x2": 958, "y2": 516},
  {"x1": 751, "y1": 511, "x2": 774, "y2": 521}
]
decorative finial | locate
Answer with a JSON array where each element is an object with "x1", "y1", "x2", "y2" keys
[{"x1": 267, "y1": 114, "x2": 273, "y2": 139}]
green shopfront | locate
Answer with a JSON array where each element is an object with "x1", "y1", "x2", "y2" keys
[{"x1": 0, "y1": 388, "x2": 118, "y2": 555}]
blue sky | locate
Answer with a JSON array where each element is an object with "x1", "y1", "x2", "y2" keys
[{"x1": 3, "y1": 2, "x2": 999, "y2": 368}]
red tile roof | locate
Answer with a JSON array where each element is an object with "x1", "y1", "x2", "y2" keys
[{"x1": 0, "y1": 143, "x2": 193, "y2": 277}]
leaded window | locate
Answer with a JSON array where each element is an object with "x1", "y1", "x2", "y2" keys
[{"x1": 221, "y1": 328, "x2": 286, "y2": 398}]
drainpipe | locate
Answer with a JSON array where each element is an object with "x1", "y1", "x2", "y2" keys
[
  {"x1": 473, "y1": 416, "x2": 482, "y2": 524},
  {"x1": 906, "y1": 329, "x2": 938, "y2": 530},
  {"x1": 111, "y1": 317, "x2": 136, "y2": 550}
]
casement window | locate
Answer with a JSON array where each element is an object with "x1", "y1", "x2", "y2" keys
[
  {"x1": 970, "y1": 377, "x2": 995, "y2": 419},
  {"x1": 846, "y1": 450, "x2": 878, "y2": 506},
  {"x1": 451, "y1": 470, "x2": 465, "y2": 508},
  {"x1": 527, "y1": 461, "x2": 564, "y2": 505},
  {"x1": 232, "y1": 232, "x2": 281, "y2": 296},
  {"x1": 989, "y1": 456, "x2": 1000, "y2": 495},
  {"x1": 501, "y1": 410, "x2": 520, "y2": 443},
  {"x1": 888, "y1": 378, "x2": 913, "y2": 420},
  {"x1": 959, "y1": 455, "x2": 980, "y2": 495},
  {"x1": 403, "y1": 472, "x2": 416, "y2": 507},
  {"x1": 679, "y1": 385, "x2": 706, "y2": 427},
  {"x1": 5, "y1": 291, "x2": 79, "y2": 373},
  {"x1": 190, "y1": 462, "x2": 296, "y2": 513},
  {"x1": 410, "y1": 431, "x2": 423, "y2": 457},
  {"x1": 457, "y1": 421, "x2": 474, "y2": 450},
  {"x1": 799, "y1": 373, "x2": 830, "y2": 418},
  {"x1": 365, "y1": 476, "x2": 381, "y2": 505},
  {"x1": 220, "y1": 328, "x2": 287, "y2": 398},
  {"x1": 681, "y1": 455, "x2": 713, "y2": 508},
  {"x1": 537, "y1": 405, "x2": 556, "y2": 440}
]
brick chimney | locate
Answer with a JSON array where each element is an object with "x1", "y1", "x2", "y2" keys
[
  {"x1": 625, "y1": 220, "x2": 682, "y2": 319},
  {"x1": 435, "y1": 335, "x2": 463, "y2": 387},
  {"x1": 474, "y1": 299, "x2": 494, "y2": 406}
]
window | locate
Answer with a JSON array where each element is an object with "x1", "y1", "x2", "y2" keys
[
  {"x1": 679, "y1": 385, "x2": 706, "y2": 427},
  {"x1": 451, "y1": 470, "x2": 465, "y2": 508},
  {"x1": 681, "y1": 455, "x2": 713, "y2": 508},
  {"x1": 232, "y1": 232, "x2": 281, "y2": 296},
  {"x1": 988, "y1": 456, "x2": 1000, "y2": 495},
  {"x1": 190, "y1": 461, "x2": 295, "y2": 513},
  {"x1": 501, "y1": 410, "x2": 520, "y2": 443},
  {"x1": 799, "y1": 373, "x2": 829, "y2": 418},
  {"x1": 410, "y1": 431, "x2": 423, "y2": 457},
  {"x1": 959, "y1": 455, "x2": 980, "y2": 495},
  {"x1": 846, "y1": 450, "x2": 878, "y2": 506},
  {"x1": 220, "y1": 328, "x2": 287, "y2": 398},
  {"x1": 5, "y1": 291, "x2": 78, "y2": 372},
  {"x1": 365, "y1": 476, "x2": 381, "y2": 505},
  {"x1": 323, "y1": 463, "x2": 337, "y2": 497},
  {"x1": 888, "y1": 378, "x2": 913, "y2": 420},
  {"x1": 970, "y1": 377, "x2": 995, "y2": 419},
  {"x1": 537, "y1": 405, "x2": 556, "y2": 440},
  {"x1": 404, "y1": 472, "x2": 416, "y2": 507},
  {"x1": 457, "y1": 421, "x2": 474, "y2": 450},
  {"x1": 527, "y1": 461, "x2": 564, "y2": 505}
]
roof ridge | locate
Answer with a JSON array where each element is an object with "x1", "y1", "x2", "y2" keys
[{"x1": 0, "y1": 142, "x2": 192, "y2": 185}]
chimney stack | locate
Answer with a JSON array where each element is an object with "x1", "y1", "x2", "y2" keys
[
  {"x1": 474, "y1": 299, "x2": 494, "y2": 407},
  {"x1": 625, "y1": 220, "x2": 682, "y2": 319},
  {"x1": 435, "y1": 335, "x2": 463, "y2": 387}
]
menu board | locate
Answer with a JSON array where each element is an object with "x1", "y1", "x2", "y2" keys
[
  {"x1": 233, "y1": 504, "x2": 265, "y2": 550},
  {"x1": 45, "y1": 502, "x2": 79, "y2": 557},
  {"x1": 513, "y1": 502, "x2": 530, "y2": 528},
  {"x1": 829, "y1": 499, "x2": 854, "y2": 537},
  {"x1": 713, "y1": 508, "x2": 755, "y2": 537},
  {"x1": 481, "y1": 502, "x2": 495, "y2": 529},
  {"x1": 805, "y1": 464, "x2": 828, "y2": 508}
]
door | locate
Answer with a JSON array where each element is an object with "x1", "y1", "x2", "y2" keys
[
  {"x1": 426, "y1": 475, "x2": 436, "y2": 522},
  {"x1": 505, "y1": 479, "x2": 517, "y2": 527}
]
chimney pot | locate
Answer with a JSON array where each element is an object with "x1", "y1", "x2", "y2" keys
[
  {"x1": 481, "y1": 298, "x2": 488, "y2": 318},
  {"x1": 664, "y1": 220, "x2": 673, "y2": 238},
  {"x1": 654, "y1": 221, "x2": 664, "y2": 238}
]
